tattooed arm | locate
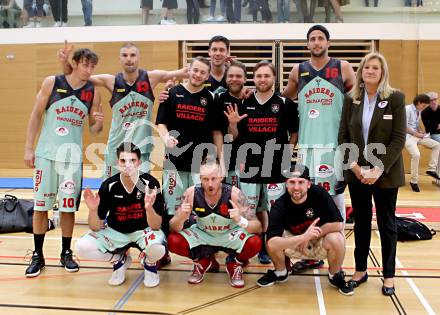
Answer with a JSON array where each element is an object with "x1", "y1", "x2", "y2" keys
[{"x1": 229, "y1": 187, "x2": 262, "y2": 234}]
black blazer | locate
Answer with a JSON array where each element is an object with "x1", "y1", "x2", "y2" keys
[{"x1": 338, "y1": 90, "x2": 406, "y2": 188}]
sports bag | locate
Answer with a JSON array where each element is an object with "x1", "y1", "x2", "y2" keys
[
  {"x1": 396, "y1": 216, "x2": 436, "y2": 241},
  {"x1": 0, "y1": 194, "x2": 34, "y2": 233}
]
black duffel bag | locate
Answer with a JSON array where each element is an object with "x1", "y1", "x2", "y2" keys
[
  {"x1": 396, "y1": 216, "x2": 436, "y2": 241},
  {"x1": 0, "y1": 194, "x2": 34, "y2": 233}
]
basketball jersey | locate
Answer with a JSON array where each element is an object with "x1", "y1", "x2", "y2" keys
[
  {"x1": 205, "y1": 74, "x2": 227, "y2": 95},
  {"x1": 106, "y1": 70, "x2": 155, "y2": 166},
  {"x1": 297, "y1": 58, "x2": 345, "y2": 148},
  {"x1": 192, "y1": 183, "x2": 236, "y2": 234},
  {"x1": 35, "y1": 75, "x2": 94, "y2": 162}
]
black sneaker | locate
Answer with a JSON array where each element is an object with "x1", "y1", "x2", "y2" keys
[
  {"x1": 410, "y1": 182, "x2": 420, "y2": 192},
  {"x1": 257, "y1": 269, "x2": 289, "y2": 287},
  {"x1": 426, "y1": 171, "x2": 440, "y2": 180},
  {"x1": 25, "y1": 251, "x2": 45, "y2": 278},
  {"x1": 60, "y1": 249, "x2": 79, "y2": 272},
  {"x1": 292, "y1": 259, "x2": 324, "y2": 274},
  {"x1": 258, "y1": 250, "x2": 272, "y2": 264},
  {"x1": 328, "y1": 271, "x2": 354, "y2": 296}
]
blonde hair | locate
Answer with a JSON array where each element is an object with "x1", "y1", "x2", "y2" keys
[{"x1": 349, "y1": 52, "x2": 395, "y2": 100}]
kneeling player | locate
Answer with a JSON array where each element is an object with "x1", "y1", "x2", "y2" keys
[
  {"x1": 76, "y1": 142, "x2": 166, "y2": 287},
  {"x1": 168, "y1": 159, "x2": 262, "y2": 288}
]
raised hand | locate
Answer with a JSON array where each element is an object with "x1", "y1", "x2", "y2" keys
[
  {"x1": 228, "y1": 200, "x2": 242, "y2": 223},
  {"x1": 144, "y1": 187, "x2": 157, "y2": 209},
  {"x1": 178, "y1": 194, "x2": 192, "y2": 220},
  {"x1": 83, "y1": 187, "x2": 100, "y2": 212},
  {"x1": 164, "y1": 133, "x2": 179, "y2": 148},
  {"x1": 58, "y1": 40, "x2": 74, "y2": 62},
  {"x1": 92, "y1": 104, "x2": 104, "y2": 123},
  {"x1": 304, "y1": 218, "x2": 321, "y2": 240},
  {"x1": 224, "y1": 103, "x2": 247, "y2": 125}
]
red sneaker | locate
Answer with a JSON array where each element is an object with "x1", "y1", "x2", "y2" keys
[
  {"x1": 226, "y1": 261, "x2": 244, "y2": 288},
  {"x1": 188, "y1": 257, "x2": 212, "y2": 284}
]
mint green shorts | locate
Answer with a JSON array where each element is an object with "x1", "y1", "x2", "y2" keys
[
  {"x1": 162, "y1": 170, "x2": 200, "y2": 215},
  {"x1": 240, "y1": 182, "x2": 285, "y2": 213}
]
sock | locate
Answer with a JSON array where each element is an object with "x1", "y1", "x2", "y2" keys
[
  {"x1": 62, "y1": 236, "x2": 72, "y2": 253},
  {"x1": 328, "y1": 272, "x2": 334, "y2": 279},
  {"x1": 275, "y1": 269, "x2": 287, "y2": 277},
  {"x1": 34, "y1": 234, "x2": 45, "y2": 255}
]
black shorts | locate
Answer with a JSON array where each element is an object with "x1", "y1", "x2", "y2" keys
[
  {"x1": 141, "y1": 0, "x2": 153, "y2": 8},
  {"x1": 162, "y1": 0, "x2": 178, "y2": 9}
]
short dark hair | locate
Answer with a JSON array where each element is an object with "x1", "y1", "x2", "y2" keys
[
  {"x1": 254, "y1": 60, "x2": 276, "y2": 76},
  {"x1": 116, "y1": 142, "x2": 141, "y2": 160},
  {"x1": 190, "y1": 56, "x2": 211, "y2": 71},
  {"x1": 225, "y1": 60, "x2": 247, "y2": 77},
  {"x1": 413, "y1": 94, "x2": 430, "y2": 106},
  {"x1": 307, "y1": 24, "x2": 330, "y2": 41},
  {"x1": 208, "y1": 35, "x2": 230, "y2": 50},
  {"x1": 72, "y1": 48, "x2": 98, "y2": 65}
]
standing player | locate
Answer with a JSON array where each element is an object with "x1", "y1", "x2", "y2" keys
[
  {"x1": 282, "y1": 24, "x2": 356, "y2": 272},
  {"x1": 76, "y1": 142, "x2": 166, "y2": 287},
  {"x1": 24, "y1": 48, "x2": 103, "y2": 277},
  {"x1": 59, "y1": 42, "x2": 188, "y2": 178},
  {"x1": 156, "y1": 56, "x2": 224, "y2": 216},
  {"x1": 167, "y1": 159, "x2": 262, "y2": 288},
  {"x1": 218, "y1": 60, "x2": 248, "y2": 187},
  {"x1": 227, "y1": 60, "x2": 298, "y2": 264},
  {"x1": 205, "y1": 35, "x2": 231, "y2": 94}
]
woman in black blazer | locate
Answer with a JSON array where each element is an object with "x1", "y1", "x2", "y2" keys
[{"x1": 338, "y1": 52, "x2": 406, "y2": 296}]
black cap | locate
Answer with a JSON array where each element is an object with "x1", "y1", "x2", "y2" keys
[
  {"x1": 282, "y1": 163, "x2": 310, "y2": 181},
  {"x1": 307, "y1": 24, "x2": 330, "y2": 41}
]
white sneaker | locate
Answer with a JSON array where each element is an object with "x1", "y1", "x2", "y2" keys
[
  {"x1": 35, "y1": 21, "x2": 41, "y2": 28},
  {"x1": 53, "y1": 21, "x2": 61, "y2": 27},
  {"x1": 143, "y1": 263, "x2": 160, "y2": 287},
  {"x1": 215, "y1": 15, "x2": 226, "y2": 21},
  {"x1": 24, "y1": 21, "x2": 35, "y2": 28},
  {"x1": 108, "y1": 255, "x2": 132, "y2": 286},
  {"x1": 204, "y1": 15, "x2": 215, "y2": 21},
  {"x1": 160, "y1": 19, "x2": 168, "y2": 25},
  {"x1": 167, "y1": 19, "x2": 176, "y2": 24},
  {"x1": 61, "y1": 22, "x2": 68, "y2": 27}
]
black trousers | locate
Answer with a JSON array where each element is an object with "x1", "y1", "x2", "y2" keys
[
  {"x1": 348, "y1": 182, "x2": 398, "y2": 278},
  {"x1": 186, "y1": 0, "x2": 200, "y2": 24},
  {"x1": 49, "y1": 0, "x2": 68, "y2": 22}
]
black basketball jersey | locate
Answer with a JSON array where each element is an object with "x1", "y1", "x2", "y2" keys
[
  {"x1": 205, "y1": 74, "x2": 227, "y2": 94},
  {"x1": 98, "y1": 172, "x2": 165, "y2": 234},
  {"x1": 109, "y1": 69, "x2": 155, "y2": 107},
  {"x1": 192, "y1": 183, "x2": 233, "y2": 218},
  {"x1": 48, "y1": 75, "x2": 94, "y2": 110},
  {"x1": 297, "y1": 58, "x2": 344, "y2": 93}
]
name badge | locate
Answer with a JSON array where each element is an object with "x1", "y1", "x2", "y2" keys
[
  {"x1": 378, "y1": 101, "x2": 388, "y2": 109},
  {"x1": 383, "y1": 114, "x2": 393, "y2": 120}
]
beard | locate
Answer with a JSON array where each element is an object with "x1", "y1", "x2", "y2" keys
[
  {"x1": 256, "y1": 84, "x2": 273, "y2": 93},
  {"x1": 310, "y1": 48, "x2": 327, "y2": 58}
]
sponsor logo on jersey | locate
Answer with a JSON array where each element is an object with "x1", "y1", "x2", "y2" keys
[
  {"x1": 195, "y1": 207, "x2": 205, "y2": 212},
  {"x1": 308, "y1": 109, "x2": 320, "y2": 119},
  {"x1": 59, "y1": 180, "x2": 75, "y2": 195},
  {"x1": 122, "y1": 122, "x2": 134, "y2": 130},
  {"x1": 246, "y1": 107, "x2": 255, "y2": 110},
  {"x1": 56, "y1": 89, "x2": 67, "y2": 93},
  {"x1": 267, "y1": 183, "x2": 283, "y2": 196},
  {"x1": 117, "y1": 88, "x2": 126, "y2": 93},
  {"x1": 305, "y1": 208, "x2": 314, "y2": 218},
  {"x1": 300, "y1": 72, "x2": 309, "y2": 77},
  {"x1": 315, "y1": 164, "x2": 334, "y2": 178},
  {"x1": 36, "y1": 200, "x2": 45, "y2": 207},
  {"x1": 176, "y1": 94, "x2": 184, "y2": 98},
  {"x1": 55, "y1": 126, "x2": 69, "y2": 136},
  {"x1": 168, "y1": 172, "x2": 177, "y2": 195},
  {"x1": 114, "y1": 195, "x2": 123, "y2": 198},
  {"x1": 271, "y1": 103, "x2": 280, "y2": 113},
  {"x1": 34, "y1": 169, "x2": 42, "y2": 192},
  {"x1": 200, "y1": 97, "x2": 208, "y2": 106},
  {"x1": 228, "y1": 230, "x2": 246, "y2": 241}
]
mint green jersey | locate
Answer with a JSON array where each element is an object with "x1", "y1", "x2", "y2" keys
[
  {"x1": 105, "y1": 70, "x2": 155, "y2": 167},
  {"x1": 35, "y1": 75, "x2": 94, "y2": 162}
]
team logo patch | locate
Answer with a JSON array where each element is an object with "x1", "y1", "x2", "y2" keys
[
  {"x1": 271, "y1": 104, "x2": 280, "y2": 113},
  {"x1": 315, "y1": 164, "x2": 334, "y2": 178},
  {"x1": 136, "y1": 190, "x2": 143, "y2": 199},
  {"x1": 267, "y1": 183, "x2": 283, "y2": 196},
  {"x1": 305, "y1": 208, "x2": 314, "y2": 218},
  {"x1": 308, "y1": 109, "x2": 320, "y2": 119},
  {"x1": 315, "y1": 78, "x2": 322, "y2": 87},
  {"x1": 55, "y1": 126, "x2": 69, "y2": 136},
  {"x1": 200, "y1": 97, "x2": 208, "y2": 106},
  {"x1": 219, "y1": 203, "x2": 229, "y2": 216},
  {"x1": 378, "y1": 101, "x2": 388, "y2": 109},
  {"x1": 36, "y1": 200, "x2": 45, "y2": 207},
  {"x1": 60, "y1": 180, "x2": 75, "y2": 195},
  {"x1": 122, "y1": 122, "x2": 134, "y2": 130}
]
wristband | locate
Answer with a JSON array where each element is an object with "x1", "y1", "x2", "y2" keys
[{"x1": 238, "y1": 216, "x2": 249, "y2": 228}]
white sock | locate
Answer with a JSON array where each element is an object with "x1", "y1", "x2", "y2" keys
[{"x1": 275, "y1": 269, "x2": 287, "y2": 277}]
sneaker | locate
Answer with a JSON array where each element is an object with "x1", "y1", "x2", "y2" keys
[
  {"x1": 426, "y1": 171, "x2": 440, "y2": 180},
  {"x1": 60, "y1": 249, "x2": 79, "y2": 272},
  {"x1": 258, "y1": 250, "x2": 272, "y2": 264},
  {"x1": 410, "y1": 182, "x2": 420, "y2": 192},
  {"x1": 328, "y1": 271, "x2": 354, "y2": 296},
  {"x1": 257, "y1": 269, "x2": 288, "y2": 287},
  {"x1": 159, "y1": 19, "x2": 168, "y2": 25},
  {"x1": 215, "y1": 15, "x2": 226, "y2": 22},
  {"x1": 108, "y1": 254, "x2": 132, "y2": 286},
  {"x1": 144, "y1": 263, "x2": 160, "y2": 287},
  {"x1": 292, "y1": 259, "x2": 324, "y2": 274},
  {"x1": 167, "y1": 19, "x2": 176, "y2": 24},
  {"x1": 226, "y1": 261, "x2": 244, "y2": 288},
  {"x1": 53, "y1": 21, "x2": 61, "y2": 27},
  {"x1": 187, "y1": 257, "x2": 212, "y2": 284},
  {"x1": 25, "y1": 251, "x2": 45, "y2": 277},
  {"x1": 204, "y1": 15, "x2": 215, "y2": 22},
  {"x1": 35, "y1": 21, "x2": 41, "y2": 28},
  {"x1": 61, "y1": 22, "x2": 68, "y2": 27}
]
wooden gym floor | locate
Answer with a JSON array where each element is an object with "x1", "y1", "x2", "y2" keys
[{"x1": 0, "y1": 171, "x2": 439, "y2": 315}]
